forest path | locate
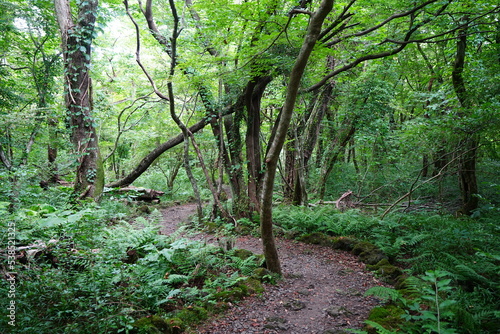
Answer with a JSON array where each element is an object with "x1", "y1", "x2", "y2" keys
[{"x1": 158, "y1": 203, "x2": 385, "y2": 334}]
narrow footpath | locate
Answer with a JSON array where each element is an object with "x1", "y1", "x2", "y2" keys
[{"x1": 159, "y1": 204, "x2": 386, "y2": 334}]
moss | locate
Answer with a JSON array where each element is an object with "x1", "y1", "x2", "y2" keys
[
  {"x1": 93, "y1": 151, "x2": 105, "y2": 201},
  {"x1": 175, "y1": 306, "x2": 208, "y2": 324},
  {"x1": 230, "y1": 286, "x2": 247, "y2": 298},
  {"x1": 365, "y1": 304, "x2": 404, "y2": 334},
  {"x1": 298, "y1": 232, "x2": 334, "y2": 246},
  {"x1": 252, "y1": 267, "x2": 272, "y2": 280},
  {"x1": 133, "y1": 315, "x2": 183, "y2": 334},
  {"x1": 359, "y1": 249, "x2": 388, "y2": 265},
  {"x1": 366, "y1": 258, "x2": 403, "y2": 284},
  {"x1": 212, "y1": 290, "x2": 234, "y2": 302},
  {"x1": 212, "y1": 286, "x2": 247, "y2": 302},
  {"x1": 352, "y1": 241, "x2": 377, "y2": 255},
  {"x1": 231, "y1": 248, "x2": 254, "y2": 260},
  {"x1": 330, "y1": 236, "x2": 358, "y2": 251},
  {"x1": 377, "y1": 265, "x2": 404, "y2": 283},
  {"x1": 238, "y1": 277, "x2": 264, "y2": 295},
  {"x1": 366, "y1": 258, "x2": 391, "y2": 271},
  {"x1": 138, "y1": 205, "x2": 151, "y2": 214}
]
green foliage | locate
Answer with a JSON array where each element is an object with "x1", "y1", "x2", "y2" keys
[
  {"x1": 0, "y1": 201, "x2": 263, "y2": 333},
  {"x1": 364, "y1": 271, "x2": 464, "y2": 334},
  {"x1": 274, "y1": 205, "x2": 500, "y2": 333},
  {"x1": 273, "y1": 206, "x2": 380, "y2": 237}
]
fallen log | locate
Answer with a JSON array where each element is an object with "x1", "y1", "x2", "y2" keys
[{"x1": 105, "y1": 186, "x2": 165, "y2": 202}]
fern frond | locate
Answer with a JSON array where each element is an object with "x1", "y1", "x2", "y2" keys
[
  {"x1": 364, "y1": 320, "x2": 398, "y2": 334},
  {"x1": 455, "y1": 264, "x2": 489, "y2": 285},
  {"x1": 407, "y1": 233, "x2": 428, "y2": 246},
  {"x1": 443, "y1": 252, "x2": 462, "y2": 265},
  {"x1": 364, "y1": 286, "x2": 401, "y2": 302},
  {"x1": 165, "y1": 274, "x2": 189, "y2": 285}
]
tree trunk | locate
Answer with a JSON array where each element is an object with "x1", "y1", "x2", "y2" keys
[
  {"x1": 245, "y1": 75, "x2": 272, "y2": 212},
  {"x1": 451, "y1": 19, "x2": 479, "y2": 215},
  {"x1": 106, "y1": 116, "x2": 212, "y2": 188},
  {"x1": 224, "y1": 111, "x2": 250, "y2": 218},
  {"x1": 317, "y1": 121, "x2": 356, "y2": 201},
  {"x1": 54, "y1": 0, "x2": 103, "y2": 199},
  {"x1": 260, "y1": 0, "x2": 334, "y2": 274}
]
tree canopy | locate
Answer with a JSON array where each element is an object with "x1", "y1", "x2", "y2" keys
[{"x1": 1, "y1": 0, "x2": 499, "y2": 271}]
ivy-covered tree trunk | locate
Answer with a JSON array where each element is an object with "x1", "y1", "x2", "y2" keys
[
  {"x1": 223, "y1": 110, "x2": 250, "y2": 219},
  {"x1": 317, "y1": 120, "x2": 356, "y2": 201},
  {"x1": 54, "y1": 0, "x2": 103, "y2": 199}
]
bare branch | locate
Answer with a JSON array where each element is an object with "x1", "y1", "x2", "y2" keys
[
  {"x1": 124, "y1": 0, "x2": 169, "y2": 101},
  {"x1": 307, "y1": 0, "x2": 454, "y2": 92},
  {"x1": 380, "y1": 144, "x2": 479, "y2": 219}
]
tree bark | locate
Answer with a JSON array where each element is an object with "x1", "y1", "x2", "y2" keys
[
  {"x1": 451, "y1": 19, "x2": 479, "y2": 215},
  {"x1": 107, "y1": 117, "x2": 210, "y2": 188},
  {"x1": 54, "y1": 0, "x2": 103, "y2": 199},
  {"x1": 317, "y1": 120, "x2": 356, "y2": 201},
  {"x1": 245, "y1": 75, "x2": 272, "y2": 212},
  {"x1": 260, "y1": 0, "x2": 334, "y2": 274}
]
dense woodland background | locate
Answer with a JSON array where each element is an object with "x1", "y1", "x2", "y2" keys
[{"x1": 1, "y1": 0, "x2": 499, "y2": 333}]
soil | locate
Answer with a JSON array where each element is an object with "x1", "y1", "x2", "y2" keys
[{"x1": 158, "y1": 203, "x2": 388, "y2": 334}]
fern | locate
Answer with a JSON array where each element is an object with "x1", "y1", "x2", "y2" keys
[
  {"x1": 406, "y1": 233, "x2": 429, "y2": 247},
  {"x1": 364, "y1": 320, "x2": 398, "y2": 334},
  {"x1": 454, "y1": 264, "x2": 490, "y2": 286},
  {"x1": 228, "y1": 255, "x2": 259, "y2": 276},
  {"x1": 364, "y1": 286, "x2": 401, "y2": 302},
  {"x1": 165, "y1": 274, "x2": 189, "y2": 286}
]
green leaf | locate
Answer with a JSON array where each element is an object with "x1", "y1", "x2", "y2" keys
[
  {"x1": 439, "y1": 299, "x2": 457, "y2": 309},
  {"x1": 40, "y1": 216, "x2": 66, "y2": 227}
]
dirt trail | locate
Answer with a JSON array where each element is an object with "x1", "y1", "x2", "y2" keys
[{"x1": 159, "y1": 204, "x2": 385, "y2": 334}]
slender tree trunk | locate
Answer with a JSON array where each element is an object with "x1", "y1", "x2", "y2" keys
[
  {"x1": 54, "y1": 0, "x2": 103, "y2": 199},
  {"x1": 451, "y1": 19, "x2": 479, "y2": 215},
  {"x1": 283, "y1": 59, "x2": 334, "y2": 206},
  {"x1": 260, "y1": 0, "x2": 334, "y2": 274},
  {"x1": 245, "y1": 75, "x2": 272, "y2": 212},
  {"x1": 47, "y1": 117, "x2": 60, "y2": 183},
  {"x1": 317, "y1": 121, "x2": 356, "y2": 201}
]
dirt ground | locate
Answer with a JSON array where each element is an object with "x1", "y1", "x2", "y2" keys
[{"x1": 158, "y1": 203, "x2": 387, "y2": 334}]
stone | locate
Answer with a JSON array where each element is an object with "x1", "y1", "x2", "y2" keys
[
  {"x1": 351, "y1": 241, "x2": 377, "y2": 255},
  {"x1": 331, "y1": 237, "x2": 358, "y2": 251},
  {"x1": 325, "y1": 306, "x2": 351, "y2": 317},
  {"x1": 264, "y1": 317, "x2": 289, "y2": 331},
  {"x1": 232, "y1": 248, "x2": 255, "y2": 260},
  {"x1": 359, "y1": 249, "x2": 388, "y2": 265},
  {"x1": 284, "y1": 299, "x2": 307, "y2": 311}
]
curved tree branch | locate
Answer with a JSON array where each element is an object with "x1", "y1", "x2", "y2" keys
[{"x1": 307, "y1": 0, "x2": 453, "y2": 92}]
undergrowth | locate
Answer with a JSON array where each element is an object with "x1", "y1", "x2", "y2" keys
[
  {"x1": 273, "y1": 205, "x2": 500, "y2": 333},
  {"x1": 0, "y1": 201, "x2": 263, "y2": 333}
]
